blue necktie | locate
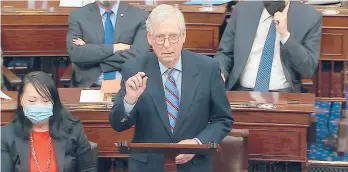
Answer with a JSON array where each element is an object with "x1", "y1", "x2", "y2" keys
[
  {"x1": 103, "y1": 11, "x2": 116, "y2": 80},
  {"x1": 254, "y1": 22, "x2": 277, "y2": 92},
  {"x1": 164, "y1": 69, "x2": 179, "y2": 132}
]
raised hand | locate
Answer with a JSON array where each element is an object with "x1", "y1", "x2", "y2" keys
[{"x1": 124, "y1": 72, "x2": 148, "y2": 104}]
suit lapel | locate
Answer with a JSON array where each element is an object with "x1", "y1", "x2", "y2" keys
[
  {"x1": 89, "y1": 2, "x2": 104, "y2": 44},
  {"x1": 144, "y1": 53, "x2": 173, "y2": 137},
  {"x1": 173, "y1": 51, "x2": 199, "y2": 136},
  {"x1": 15, "y1": 137, "x2": 30, "y2": 171},
  {"x1": 54, "y1": 137, "x2": 67, "y2": 172},
  {"x1": 114, "y1": 2, "x2": 128, "y2": 42},
  {"x1": 238, "y1": 2, "x2": 264, "y2": 69}
]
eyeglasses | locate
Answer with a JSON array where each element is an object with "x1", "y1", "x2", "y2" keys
[{"x1": 152, "y1": 33, "x2": 181, "y2": 46}]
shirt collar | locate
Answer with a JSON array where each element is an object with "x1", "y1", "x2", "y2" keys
[
  {"x1": 261, "y1": 1, "x2": 290, "y2": 22},
  {"x1": 159, "y1": 55, "x2": 182, "y2": 75},
  {"x1": 99, "y1": 1, "x2": 120, "y2": 17}
]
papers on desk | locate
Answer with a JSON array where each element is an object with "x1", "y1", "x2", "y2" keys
[
  {"x1": 322, "y1": 9, "x2": 340, "y2": 15},
  {"x1": 305, "y1": 0, "x2": 341, "y2": 5},
  {"x1": 59, "y1": 0, "x2": 95, "y2": 7},
  {"x1": 184, "y1": 0, "x2": 231, "y2": 5},
  {"x1": 79, "y1": 80, "x2": 120, "y2": 103},
  {"x1": 1, "y1": 90, "x2": 12, "y2": 100},
  {"x1": 79, "y1": 90, "x2": 101, "y2": 103}
]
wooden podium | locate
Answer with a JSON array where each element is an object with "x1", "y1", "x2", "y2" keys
[{"x1": 116, "y1": 141, "x2": 218, "y2": 172}]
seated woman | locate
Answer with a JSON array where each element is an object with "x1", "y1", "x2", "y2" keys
[{"x1": 1, "y1": 71, "x2": 96, "y2": 172}]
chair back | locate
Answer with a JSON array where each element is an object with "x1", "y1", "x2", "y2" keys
[{"x1": 213, "y1": 129, "x2": 249, "y2": 172}]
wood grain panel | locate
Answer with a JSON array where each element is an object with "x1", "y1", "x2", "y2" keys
[
  {"x1": 320, "y1": 31, "x2": 345, "y2": 59},
  {"x1": 84, "y1": 126, "x2": 133, "y2": 157},
  {"x1": 322, "y1": 16, "x2": 348, "y2": 28},
  {"x1": 233, "y1": 125, "x2": 307, "y2": 162},
  {"x1": 233, "y1": 111, "x2": 311, "y2": 125},
  {"x1": 1, "y1": 15, "x2": 68, "y2": 24},
  {"x1": 320, "y1": 29, "x2": 348, "y2": 60},
  {"x1": 184, "y1": 26, "x2": 218, "y2": 54},
  {"x1": 1, "y1": 25, "x2": 68, "y2": 56}
]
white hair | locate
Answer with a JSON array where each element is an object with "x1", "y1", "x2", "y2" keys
[{"x1": 146, "y1": 4, "x2": 186, "y2": 34}]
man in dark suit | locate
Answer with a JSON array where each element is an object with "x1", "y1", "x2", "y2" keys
[
  {"x1": 67, "y1": 0, "x2": 149, "y2": 87},
  {"x1": 215, "y1": 0, "x2": 322, "y2": 92},
  {"x1": 109, "y1": 4, "x2": 233, "y2": 172}
]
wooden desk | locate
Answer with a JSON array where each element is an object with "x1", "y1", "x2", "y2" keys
[
  {"x1": 1, "y1": 1, "x2": 226, "y2": 56},
  {"x1": 313, "y1": 7, "x2": 348, "y2": 100},
  {"x1": 228, "y1": 91, "x2": 315, "y2": 171},
  {"x1": 1, "y1": 88, "x2": 315, "y2": 168}
]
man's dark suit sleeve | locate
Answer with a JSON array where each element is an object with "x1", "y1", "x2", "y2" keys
[
  {"x1": 109, "y1": 65, "x2": 138, "y2": 132},
  {"x1": 196, "y1": 60, "x2": 234, "y2": 144},
  {"x1": 1, "y1": 126, "x2": 13, "y2": 172},
  {"x1": 101, "y1": 12, "x2": 150, "y2": 73},
  {"x1": 66, "y1": 13, "x2": 114, "y2": 66},
  {"x1": 282, "y1": 14, "x2": 322, "y2": 78},
  {"x1": 214, "y1": 6, "x2": 238, "y2": 79}
]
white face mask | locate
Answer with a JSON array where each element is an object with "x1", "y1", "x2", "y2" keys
[{"x1": 100, "y1": 0, "x2": 113, "y2": 7}]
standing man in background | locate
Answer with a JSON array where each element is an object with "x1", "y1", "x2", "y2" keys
[
  {"x1": 67, "y1": 1, "x2": 149, "y2": 171},
  {"x1": 110, "y1": 4, "x2": 233, "y2": 172},
  {"x1": 215, "y1": 0, "x2": 322, "y2": 92},
  {"x1": 67, "y1": 0, "x2": 149, "y2": 88}
]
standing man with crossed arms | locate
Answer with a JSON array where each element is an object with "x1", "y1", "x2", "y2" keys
[
  {"x1": 67, "y1": 0, "x2": 149, "y2": 87},
  {"x1": 67, "y1": 0, "x2": 149, "y2": 170}
]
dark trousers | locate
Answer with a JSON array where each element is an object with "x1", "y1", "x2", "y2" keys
[
  {"x1": 97, "y1": 158, "x2": 128, "y2": 172},
  {"x1": 98, "y1": 158, "x2": 111, "y2": 172}
]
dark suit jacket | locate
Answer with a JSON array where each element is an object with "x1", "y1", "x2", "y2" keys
[
  {"x1": 66, "y1": 2, "x2": 150, "y2": 87},
  {"x1": 215, "y1": 1, "x2": 322, "y2": 92},
  {"x1": 109, "y1": 50, "x2": 234, "y2": 172},
  {"x1": 1, "y1": 118, "x2": 96, "y2": 172}
]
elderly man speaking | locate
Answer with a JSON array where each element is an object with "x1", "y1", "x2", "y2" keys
[{"x1": 109, "y1": 4, "x2": 234, "y2": 172}]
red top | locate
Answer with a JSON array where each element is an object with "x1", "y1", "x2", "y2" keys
[{"x1": 29, "y1": 131, "x2": 58, "y2": 172}]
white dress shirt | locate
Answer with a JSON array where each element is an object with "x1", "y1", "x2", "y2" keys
[{"x1": 239, "y1": 2, "x2": 291, "y2": 90}]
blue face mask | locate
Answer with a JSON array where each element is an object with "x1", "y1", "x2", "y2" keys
[{"x1": 24, "y1": 104, "x2": 53, "y2": 124}]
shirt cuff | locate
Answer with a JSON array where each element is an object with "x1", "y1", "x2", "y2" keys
[
  {"x1": 280, "y1": 32, "x2": 290, "y2": 44},
  {"x1": 124, "y1": 98, "x2": 136, "y2": 115},
  {"x1": 193, "y1": 138, "x2": 202, "y2": 144}
]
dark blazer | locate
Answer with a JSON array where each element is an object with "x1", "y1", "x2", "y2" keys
[
  {"x1": 1, "y1": 118, "x2": 96, "y2": 172},
  {"x1": 215, "y1": 1, "x2": 322, "y2": 92},
  {"x1": 109, "y1": 50, "x2": 234, "y2": 172},
  {"x1": 66, "y1": 2, "x2": 150, "y2": 87}
]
